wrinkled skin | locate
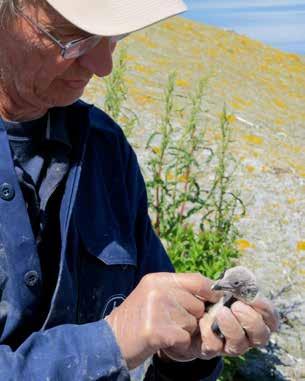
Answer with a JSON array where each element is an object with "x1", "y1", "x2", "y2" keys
[
  {"x1": 106, "y1": 272, "x2": 279, "y2": 369},
  {"x1": 0, "y1": 0, "x2": 116, "y2": 121}
]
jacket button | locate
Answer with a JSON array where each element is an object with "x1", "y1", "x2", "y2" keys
[
  {"x1": 0, "y1": 183, "x2": 15, "y2": 201},
  {"x1": 24, "y1": 271, "x2": 39, "y2": 287}
]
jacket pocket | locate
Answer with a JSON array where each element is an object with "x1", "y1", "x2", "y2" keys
[{"x1": 77, "y1": 239, "x2": 137, "y2": 323}]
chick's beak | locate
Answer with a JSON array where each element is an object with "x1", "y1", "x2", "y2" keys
[
  {"x1": 211, "y1": 283, "x2": 222, "y2": 291},
  {"x1": 211, "y1": 280, "x2": 232, "y2": 291}
]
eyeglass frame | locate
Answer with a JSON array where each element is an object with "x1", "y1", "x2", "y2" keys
[{"x1": 17, "y1": 9, "x2": 128, "y2": 60}]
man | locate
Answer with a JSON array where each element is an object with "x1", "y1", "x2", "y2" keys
[{"x1": 0, "y1": 0, "x2": 279, "y2": 379}]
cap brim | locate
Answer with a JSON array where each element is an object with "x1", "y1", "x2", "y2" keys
[{"x1": 46, "y1": 0, "x2": 187, "y2": 36}]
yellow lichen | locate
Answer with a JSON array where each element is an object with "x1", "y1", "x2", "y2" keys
[
  {"x1": 244, "y1": 135, "x2": 264, "y2": 145},
  {"x1": 235, "y1": 239, "x2": 253, "y2": 251},
  {"x1": 273, "y1": 98, "x2": 287, "y2": 109},
  {"x1": 134, "y1": 64, "x2": 155, "y2": 75},
  {"x1": 226, "y1": 114, "x2": 237, "y2": 124},
  {"x1": 281, "y1": 259, "x2": 292, "y2": 267},
  {"x1": 166, "y1": 171, "x2": 175, "y2": 181},
  {"x1": 287, "y1": 198, "x2": 296, "y2": 204},
  {"x1": 134, "y1": 34, "x2": 157, "y2": 49},
  {"x1": 274, "y1": 118, "x2": 284, "y2": 126},
  {"x1": 229, "y1": 96, "x2": 252, "y2": 110},
  {"x1": 297, "y1": 268, "x2": 305, "y2": 276},
  {"x1": 176, "y1": 79, "x2": 191, "y2": 88},
  {"x1": 153, "y1": 57, "x2": 170, "y2": 66},
  {"x1": 297, "y1": 241, "x2": 305, "y2": 251},
  {"x1": 129, "y1": 87, "x2": 154, "y2": 106},
  {"x1": 245, "y1": 165, "x2": 255, "y2": 173},
  {"x1": 126, "y1": 54, "x2": 137, "y2": 62},
  {"x1": 151, "y1": 146, "x2": 161, "y2": 155},
  {"x1": 178, "y1": 174, "x2": 188, "y2": 183}
]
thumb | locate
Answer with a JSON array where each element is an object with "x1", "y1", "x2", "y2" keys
[
  {"x1": 171, "y1": 273, "x2": 222, "y2": 303},
  {"x1": 250, "y1": 295, "x2": 280, "y2": 332}
]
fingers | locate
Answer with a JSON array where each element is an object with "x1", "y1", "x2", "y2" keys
[
  {"x1": 231, "y1": 301, "x2": 271, "y2": 347},
  {"x1": 159, "y1": 328, "x2": 201, "y2": 362},
  {"x1": 216, "y1": 307, "x2": 250, "y2": 355},
  {"x1": 199, "y1": 303, "x2": 272, "y2": 359},
  {"x1": 168, "y1": 288, "x2": 205, "y2": 320},
  {"x1": 199, "y1": 311, "x2": 224, "y2": 359},
  {"x1": 159, "y1": 325, "x2": 192, "y2": 352},
  {"x1": 163, "y1": 287, "x2": 205, "y2": 335},
  {"x1": 166, "y1": 306, "x2": 198, "y2": 336},
  {"x1": 249, "y1": 296, "x2": 280, "y2": 332},
  {"x1": 171, "y1": 273, "x2": 222, "y2": 303},
  {"x1": 145, "y1": 285, "x2": 202, "y2": 336}
]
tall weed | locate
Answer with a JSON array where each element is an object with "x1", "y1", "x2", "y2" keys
[
  {"x1": 145, "y1": 73, "x2": 245, "y2": 279},
  {"x1": 104, "y1": 47, "x2": 138, "y2": 137}
]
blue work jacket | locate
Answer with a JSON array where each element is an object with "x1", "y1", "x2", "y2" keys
[{"x1": 0, "y1": 100, "x2": 222, "y2": 380}]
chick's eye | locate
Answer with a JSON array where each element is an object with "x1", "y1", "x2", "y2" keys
[{"x1": 233, "y1": 281, "x2": 240, "y2": 286}]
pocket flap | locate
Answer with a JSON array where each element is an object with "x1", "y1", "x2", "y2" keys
[{"x1": 96, "y1": 241, "x2": 137, "y2": 266}]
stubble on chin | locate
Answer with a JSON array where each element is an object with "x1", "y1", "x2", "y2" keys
[{"x1": 38, "y1": 78, "x2": 87, "y2": 107}]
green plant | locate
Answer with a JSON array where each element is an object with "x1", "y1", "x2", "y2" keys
[
  {"x1": 167, "y1": 226, "x2": 240, "y2": 279},
  {"x1": 145, "y1": 73, "x2": 245, "y2": 277},
  {"x1": 219, "y1": 356, "x2": 247, "y2": 381},
  {"x1": 103, "y1": 47, "x2": 138, "y2": 136},
  {"x1": 205, "y1": 108, "x2": 245, "y2": 240},
  {"x1": 104, "y1": 47, "x2": 128, "y2": 120}
]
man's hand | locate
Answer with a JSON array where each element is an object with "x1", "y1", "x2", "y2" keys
[
  {"x1": 105, "y1": 271, "x2": 279, "y2": 369},
  {"x1": 196, "y1": 266, "x2": 280, "y2": 359},
  {"x1": 198, "y1": 295, "x2": 279, "y2": 359},
  {"x1": 105, "y1": 272, "x2": 220, "y2": 369}
]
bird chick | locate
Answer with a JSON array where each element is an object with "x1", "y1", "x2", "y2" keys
[
  {"x1": 208, "y1": 266, "x2": 259, "y2": 338},
  {"x1": 212, "y1": 266, "x2": 259, "y2": 303}
]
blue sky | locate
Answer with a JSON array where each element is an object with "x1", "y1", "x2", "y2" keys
[{"x1": 183, "y1": 0, "x2": 305, "y2": 55}]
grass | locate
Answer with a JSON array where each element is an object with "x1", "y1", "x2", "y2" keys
[{"x1": 102, "y1": 48, "x2": 248, "y2": 380}]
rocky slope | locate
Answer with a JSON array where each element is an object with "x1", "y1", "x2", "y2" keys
[{"x1": 83, "y1": 16, "x2": 305, "y2": 380}]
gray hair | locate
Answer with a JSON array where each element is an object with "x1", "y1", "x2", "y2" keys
[
  {"x1": 0, "y1": 0, "x2": 44, "y2": 26},
  {"x1": 0, "y1": 0, "x2": 19, "y2": 26},
  {"x1": 0, "y1": 0, "x2": 19, "y2": 16}
]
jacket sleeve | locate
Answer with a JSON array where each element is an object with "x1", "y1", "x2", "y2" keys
[
  {"x1": 125, "y1": 143, "x2": 223, "y2": 381},
  {"x1": 0, "y1": 320, "x2": 129, "y2": 380}
]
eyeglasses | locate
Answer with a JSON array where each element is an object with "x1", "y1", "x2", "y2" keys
[{"x1": 18, "y1": 11, "x2": 128, "y2": 60}]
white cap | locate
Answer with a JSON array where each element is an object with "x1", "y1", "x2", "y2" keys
[{"x1": 46, "y1": 0, "x2": 187, "y2": 36}]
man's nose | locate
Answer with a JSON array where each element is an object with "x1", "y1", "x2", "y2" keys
[{"x1": 77, "y1": 37, "x2": 116, "y2": 77}]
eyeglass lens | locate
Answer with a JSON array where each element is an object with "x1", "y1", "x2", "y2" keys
[
  {"x1": 63, "y1": 35, "x2": 102, "y2": 59},
  {"x1": 63, "y1": 33, "x2": 129, "y2": 59}
]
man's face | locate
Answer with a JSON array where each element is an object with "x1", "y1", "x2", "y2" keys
[{"x1": 0, "y1": 2, "x2": 117, "y2": 120}]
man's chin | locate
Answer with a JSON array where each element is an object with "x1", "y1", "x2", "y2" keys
[{"x1": 55, "y1": 91, "x2": 84, "y2": 107}]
